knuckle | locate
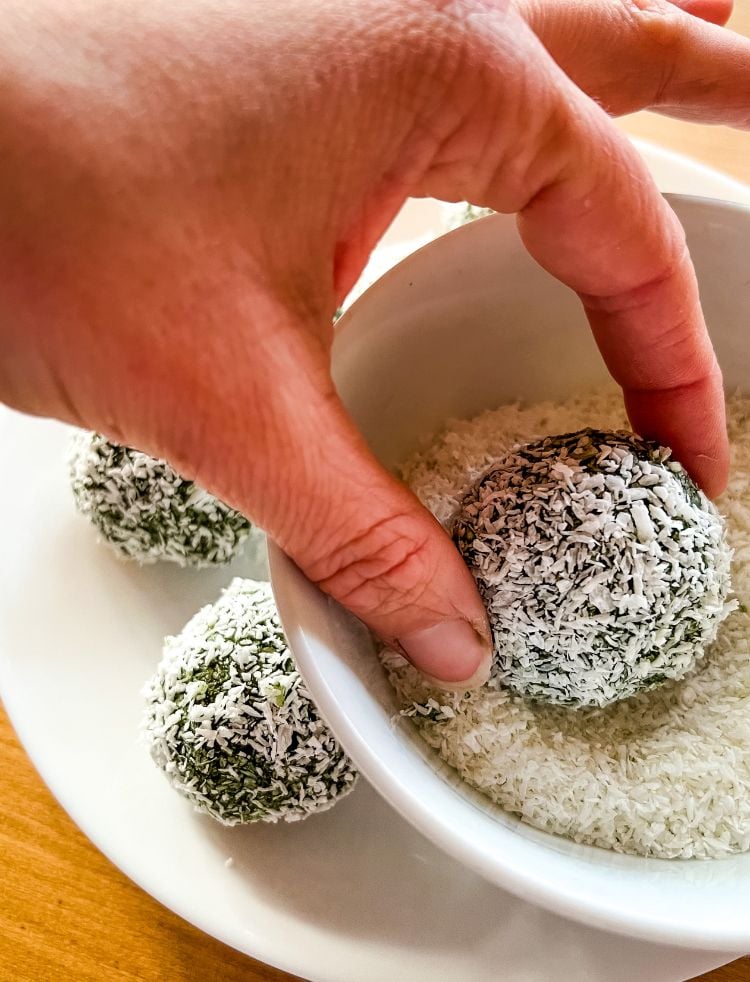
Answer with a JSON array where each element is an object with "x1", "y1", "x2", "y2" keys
[
  {"x1": 612, "y1": 1, "x2": 688, "y2": 107},
  {"x1": 406, "y1": 1, "x2": 548, "y2": 208},
  {"x1": 420, "y1": 50, "x2": 575, "y2": 212},
  {"x1": 581, "y1": 233, "x2": 689, "y2": 313},
  {"x1": 617, "y1": 0, "x2": 681, "y2": 29},
  {"x1": 490, "y1": 99, "x2": 572, "y2": 212},
  {"x1": 616, "y1": 0, "x2": 686, "y2": 54},
  {"x1": 306, "y1": 513, "x2": 432, "y2": 617},
  {"x1": 582, "y1": 261, "x2": 682, "y2": 314},
  {"x1": 634, "y1": 315, "x2": 716, "y2": 390}
]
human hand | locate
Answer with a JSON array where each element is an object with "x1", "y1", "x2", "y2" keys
[{"x1": 0, "y1": 0, "x2": 746, "y2": 686}]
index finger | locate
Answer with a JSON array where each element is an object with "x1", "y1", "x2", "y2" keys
[{"x1": 507, "y1": 22, "x2": 729, "y2": 494}]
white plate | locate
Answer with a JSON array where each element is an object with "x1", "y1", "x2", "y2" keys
[{"x1": 1, "y1": 143, "x2": 748, "y2": 982}]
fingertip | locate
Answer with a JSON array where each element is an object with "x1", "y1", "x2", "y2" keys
[
  {"x1": 693, "y1": 452, "x2": 730, "y2": 500},
  {"x1": 399, "y1": 619, "x2": 493, "y2": 689},
  {"x1": 669, "y1": 0, "x2": 733, "y2": 27},
  {"x1": 687, "y1": 423, "x2": 730, "y2": 499},
  {"x1": 421, "y1": 648, "x2": 494, "y2": 693},
  {"x1": 624, "y1": 379, "x2": 729, "y2": 500}
]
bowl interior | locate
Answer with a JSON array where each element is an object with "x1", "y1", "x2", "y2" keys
[{"x1": 268, "y1": 195, "x2": 750, "y2": 949}]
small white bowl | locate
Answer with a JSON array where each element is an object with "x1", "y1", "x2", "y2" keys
[{"x1": 269, "y1": 195, "x2": 750, "y2": 951}]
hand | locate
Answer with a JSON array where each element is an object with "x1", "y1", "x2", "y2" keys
[{"x1": 0, "y1": 0, "x2": 745, "y2": 687}]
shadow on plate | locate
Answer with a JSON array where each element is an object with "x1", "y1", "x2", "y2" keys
[{"x1": 196, "y1": 779, "x2": 519, "y2": 952}]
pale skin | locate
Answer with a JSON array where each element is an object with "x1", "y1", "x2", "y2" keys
[{"x1": 0, "y1": 0, "x2": 747, "y2": 686}]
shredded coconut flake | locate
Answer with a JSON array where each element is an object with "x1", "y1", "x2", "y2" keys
[{"x1": 384, "y1": 388, "x2": 750, "y2": 859}]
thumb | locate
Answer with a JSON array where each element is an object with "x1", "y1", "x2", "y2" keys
[
  {"x1": 292, "y1": 453, "x2": 493, "y2": 690},
  {"x1": 269, "y1": 361, "x2": 492, "y2": 691},
  {"x1": 163, "y1": 316, "x2": 492, "y2": 691}
]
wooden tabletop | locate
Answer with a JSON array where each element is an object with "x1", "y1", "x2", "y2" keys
[{"x1": 5, "y1": 5, "x2": 750, "y2": 981}]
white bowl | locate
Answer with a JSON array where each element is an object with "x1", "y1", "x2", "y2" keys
[{"x1": 269, "y1": 194, "x2": 750, "y2": 951}]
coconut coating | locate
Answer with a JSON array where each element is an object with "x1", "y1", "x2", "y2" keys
[
  {"x1": 143, "y1": 579, "x2": 358, "y2": 824},
  {"x1": 452, "y1": 429, "x2": 735, "y2": 708},
  {"x1": 70, "y1": 431, "x2": 250, "y2": 566}
]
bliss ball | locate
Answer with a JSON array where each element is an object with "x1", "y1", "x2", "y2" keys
[
  {"x1": 441, "y1": 201, "x2": 494, "y2": 232},
  {"x1": 452, "y1": 428, "x2": 735, "y2": 708},
  {"x1": 69, "y1": 431, "x2": 251, "y2": 567},
  {"x1": 143, "y1": 579, "x2": 358, "y2": 825}
]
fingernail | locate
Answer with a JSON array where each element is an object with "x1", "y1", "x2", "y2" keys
[{"x1": 398, "y1": 621, "x2": 493, "y2": 691}]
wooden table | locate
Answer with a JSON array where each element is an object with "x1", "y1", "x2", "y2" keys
[{"x1": 5, "y1": 4, "x2": 750, "y2": 980}]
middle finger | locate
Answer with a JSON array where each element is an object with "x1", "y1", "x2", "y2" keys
[{"x1": 520, "y1": 0, "x2": 750, "y2": 124}]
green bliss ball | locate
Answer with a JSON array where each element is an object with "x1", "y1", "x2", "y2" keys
[
  {"x1": 440, "y1": 201, "x2": 494, "y2": 231},
  {"x1": 69, "y1": 431, "x2": 251, "y2": 567},
  {"x1": 452, "y1": 428, "x2": 736, "y2": 708},
  {"x1": 143, "y1": 579, "x2": 358, "y2": 824}
]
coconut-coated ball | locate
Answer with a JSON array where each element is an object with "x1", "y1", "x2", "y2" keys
[
  {"x1": 452, "y1": 429, "x2": 735, "y2": 708},
  {"x1": 143, "y1": 579, "x2": 358, "y2": 824},
  {"x1": 70, "y1": 431, "x2": 250, "y2": 566}
]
